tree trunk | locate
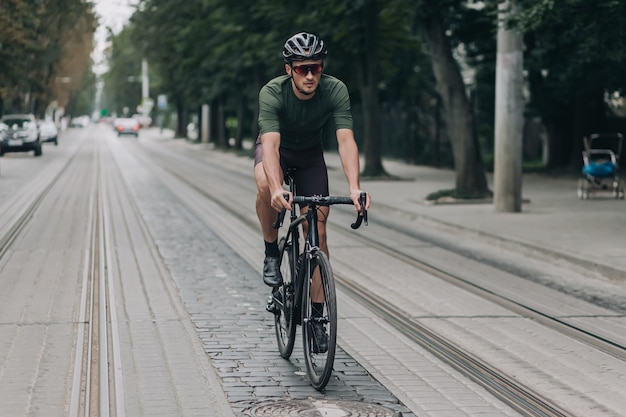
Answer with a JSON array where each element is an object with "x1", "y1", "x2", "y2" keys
[
  {"x1": 217, "y1": 95, "x2": 227, "y2": 148},
  {"x1": 417, "y1": 0, "x2": 489, "y2": 196},
  {"x1": 358, "y1": 0, "x2": 389, "y2": 178},
  {"x1": 175, "y1": 95, "x2": 186, "y2": 138},
  {"x1": 494, "y1": 0, "x2": 524, "y2": 212},
  {"x1": 234, "y1": 90, "x2": 244, "y2": 150}
]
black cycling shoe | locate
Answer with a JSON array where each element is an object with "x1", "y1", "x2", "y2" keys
[
  {"x1": 311, "y1": 321, "x2": 328, "y2": 354},
  {"x1": 263, "y1": 256, "x2": 283, "y2": 287}
]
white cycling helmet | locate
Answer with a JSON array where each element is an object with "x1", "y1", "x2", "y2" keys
[{"x1": 282, "y1": 32, "x2": 328, "y2": 63}]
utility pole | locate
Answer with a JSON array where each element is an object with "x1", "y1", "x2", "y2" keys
[
  {"x1": 140, "y1": 58, "x2": 153, "y2": 122},
  {"x1": 494, "y1": 0, "x2": 524, "y2": 212},
  {"x1": 141, "y1": 58, "x2": 149, "y2": 99}
]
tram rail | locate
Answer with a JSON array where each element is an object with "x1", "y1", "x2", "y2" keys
[
  {"x1": 330, "y1": 220, "x2": 626, "y2": 361},
  {"x1": 130, "y1": 137, "x2": 624, "y2": 417},
  {"x1": 0, "y1": 144, "x2": 124, "y2": 417}
]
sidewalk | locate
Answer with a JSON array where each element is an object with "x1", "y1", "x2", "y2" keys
[
  {"x1": 324, "y1": 154, "x2": 626, "y2": 281},
  {"x1": 154, "y1": 129, "x2": 625, "y2": 281}
]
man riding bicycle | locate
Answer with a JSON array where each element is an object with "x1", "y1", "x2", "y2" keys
[{"x1": 254, "y1": 32, "x2": 370, "y2": 349}]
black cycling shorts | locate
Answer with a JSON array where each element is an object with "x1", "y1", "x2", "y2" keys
[{"x1": 254, "y1": 136, "x2": 329, "y2": 197}]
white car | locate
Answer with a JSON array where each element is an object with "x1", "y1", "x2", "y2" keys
[
  {"x1": 0, "y1": 114, "x2": 42, "y2": 157},
  {"x1": 113, "y1": 118, "x2": 140, "y2": 137},
  {"x1": 38, "y1": 120, "x2": 59, "y2": 145}
]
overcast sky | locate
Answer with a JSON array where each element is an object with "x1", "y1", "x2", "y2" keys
[
  {"x1": 92, "y1": 0, "x2": 137, "y2": 73},
  {"x1": 94, "y1": 0, "x2": 135, "y2": 33}
]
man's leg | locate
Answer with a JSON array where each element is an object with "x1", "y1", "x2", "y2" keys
[{"x1": 255, "y1": 162, "x2": 283, "y2": 286}]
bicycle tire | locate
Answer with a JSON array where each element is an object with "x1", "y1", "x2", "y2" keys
[
  {"x1": 274, "y1": 236, "x2": 298, "y2": 359},
  {"x1": 302, "y1": 250, "x2": 337, "y2": 390}
]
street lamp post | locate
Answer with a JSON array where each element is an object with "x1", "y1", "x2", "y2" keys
[
  {"x1": 126, "y1": 59, "x2": 152, "y2": 124},
  {"x1": 53, "y1": 76, "x2": 72, "y2": 127}
]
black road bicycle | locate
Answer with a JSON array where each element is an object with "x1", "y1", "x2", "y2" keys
[{"x1": 266, "y1": 168, "x2": 367, "y2": 390}]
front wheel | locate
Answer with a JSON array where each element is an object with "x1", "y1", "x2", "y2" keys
[
  {"x1": 274, "y1": 236, "x2": 298, "y2": 359},
  {"x1": 302, "y1": 250, "x2": 337, "y2": 391}
]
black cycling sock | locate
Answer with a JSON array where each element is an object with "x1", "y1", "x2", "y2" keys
[
  {"x1": 312, "y1": 302, "x2": 324, "y2": 318},
  {"x1": 264, "y1": 240, "x2": 279, "y2": 258}
]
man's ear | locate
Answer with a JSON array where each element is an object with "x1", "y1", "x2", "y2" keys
[{"x1": 285, "y1": 63, "x2": 292, "y2": 77}]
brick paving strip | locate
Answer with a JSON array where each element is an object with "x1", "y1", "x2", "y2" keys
[{"x1": 121, "y1": 168, "x2": 414, "y2": 416}]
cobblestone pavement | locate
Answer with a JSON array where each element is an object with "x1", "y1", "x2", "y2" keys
[{"x1": 123, "y1": 166, "x2": 414, "y2": 416}]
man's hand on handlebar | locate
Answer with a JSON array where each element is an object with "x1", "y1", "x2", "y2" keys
[
  {"x1": 350, "y1": 189, "x2": 370, "y2": 214},
  {"x1": 349, "y1": 190, "x2": 369, "y2": 229},
  {"x1": 271, "y1": 188, "x2": 292, "y2": 212}
]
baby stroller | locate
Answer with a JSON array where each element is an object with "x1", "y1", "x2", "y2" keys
[{"x1": 577, "y1": 133, "x2": 624, "y2": 199}]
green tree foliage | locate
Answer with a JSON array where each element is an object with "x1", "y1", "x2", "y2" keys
[
  {"x1": 415, "y1": 0, "x2": 490, "y2": 196},
  {"x1": 517, "y1": 0, "x2": 626, "y2": 169},
  {"x1": 101, "y1": 0, "x2": 626, "y2": 177},
  {"x1": 101, "y1": 27, "x2": 142, "y2": 117},
  {"x1": 0, "y1": 0, "x2": 96, "y2": 117}
]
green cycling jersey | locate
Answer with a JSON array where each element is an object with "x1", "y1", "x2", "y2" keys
[{"x1": 258, "y1": 74, "x2": 353, "y2": 150}]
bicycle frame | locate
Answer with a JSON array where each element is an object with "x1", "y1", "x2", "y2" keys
[
  {"x1": 278, "y1": 172, "x2": 322, "y2": 323},
  {"x1": 269, "y1": 168, "x2": 367, "y2": 390}
]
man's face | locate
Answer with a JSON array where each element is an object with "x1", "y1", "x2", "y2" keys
[{"x1": 286, "y1": 59, "x2": 323, "y2": 97}]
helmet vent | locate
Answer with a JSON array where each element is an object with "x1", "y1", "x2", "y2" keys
[{"x1": 283, "y1": 32, "x2": 328, "y2": 62}]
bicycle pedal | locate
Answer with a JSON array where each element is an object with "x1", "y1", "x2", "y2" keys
[
  {"x1": 266, "y1": 302, "x2": 280, "y2": 315},
  {"x1": 266, "y1": 296, "x2": 280, "y2": 315}
]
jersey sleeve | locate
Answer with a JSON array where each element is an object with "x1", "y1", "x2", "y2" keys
[
  {"x1": 258, "y1": 84, "x2": 281, "y2": 135},
  {"x1": 330, "y1": 80, "x2": 353, "y2": 131}
]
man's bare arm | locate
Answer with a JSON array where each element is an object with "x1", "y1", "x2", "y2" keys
[
  {"x1": 336, "y1": 128, "x2": 370, "y2": 211},
  {"x1": 261, "y1": 132, "x2": 291, "y2": 211}
]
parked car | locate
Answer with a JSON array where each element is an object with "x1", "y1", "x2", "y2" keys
[
  {"x1": 38, "y1": 120, "x2": 59, "y2": 145},
  {"x1": 0, "y1": 114, "x2": 42, "y2": 157},
  {"x1": 113, "y1": 117, "x2": 140, "y2": 137},
  {"x1": 0, "y1": 122, "x2": 7, "y2": 140}
]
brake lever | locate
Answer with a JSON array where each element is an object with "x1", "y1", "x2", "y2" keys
[
  {"x1": 272, "y1": 193, "x2": 290, "y2": 229},
  {"x1": 350, "y1": 192, "x2": 368, "y2": 229},
  {"x1": 272, "y1": 209, "x2": 286, "y2": 229}
]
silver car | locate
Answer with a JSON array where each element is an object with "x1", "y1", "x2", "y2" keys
[
  {"x1": 0, "y1": 114, "x2": 42, "y2": 157},
  {"x1": 39, "y1": 120, "x2": 59, "y2": 145},
  {"x1": 113, "y1": 117, "x2": 140, "y2": 137}
]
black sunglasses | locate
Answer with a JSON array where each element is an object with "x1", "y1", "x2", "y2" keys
[{"x1": 292, "y1": 64, "x2": 323, "y2": 76}]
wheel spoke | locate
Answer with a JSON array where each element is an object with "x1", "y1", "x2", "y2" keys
[
  {"x1": 302, "y1": 251, "x2": 337, "y2": 391},
  {"x1": 274, "y1": 236, "x2": 298, "y2": 359}
]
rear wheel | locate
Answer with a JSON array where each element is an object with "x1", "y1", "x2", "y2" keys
[
  {"x1": 274, "y1": 236, "x2": 298, "y2": 359},
  {"x1": 302, "y1": 251, "x2": 337, "y2": 391}
]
